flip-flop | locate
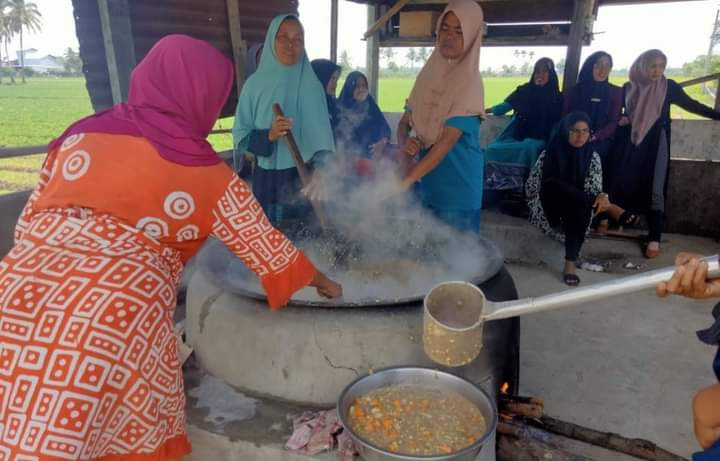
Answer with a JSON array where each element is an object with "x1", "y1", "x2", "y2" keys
[
  {"x1": 618, "y1": 211, "x2": 640, "y2": 227},
  {"x1": 563, "y1": 273, "x2": 581, "y2": 286}
]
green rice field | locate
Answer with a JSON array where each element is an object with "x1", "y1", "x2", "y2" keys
[{"x1": 0, "y1": 76, "x2": 714, "y2": 194}]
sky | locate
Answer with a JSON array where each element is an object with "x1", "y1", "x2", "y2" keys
[{"x1": 5, "y1": 0, "x2": 720, "y2": 71}]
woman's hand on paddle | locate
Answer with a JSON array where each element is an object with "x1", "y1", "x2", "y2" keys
[
  {"x1": 269, "y1": 115, "x2": 293, "y2": 142},
  {"x1": 301, "y1": 173, "x2": 328, "y2": 201},
  {"x1": 618, "y1": 116, "x2": 630, "y2": 127},
  {"x1": 402, "y1": 137, "x2": 423, "y2": 157},
  {"x1": 311, "y1": 271, "x2": 343, "y2": 299},
  {"x1": 369, "y1": 138, "x2": 388, "y2": 159},
  {"x1": 656, "y1": 253, "x2": 720, "y2": 299}
]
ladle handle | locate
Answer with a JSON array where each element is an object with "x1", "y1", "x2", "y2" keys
[{"x1": 483, "y1": 255, "x2": 720, "y2": 322}]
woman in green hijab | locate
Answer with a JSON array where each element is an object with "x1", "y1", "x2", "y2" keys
[{"x1": 233, "y1": 14, "x2": 335, "y2": 227}]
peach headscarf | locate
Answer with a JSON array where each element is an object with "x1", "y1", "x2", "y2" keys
[
  {"x1": 407, "y1": 0, "x2": 485, "y2": 146},
  {"x1": 625, "y1": 49, "x2": 668, "y2": 146}
]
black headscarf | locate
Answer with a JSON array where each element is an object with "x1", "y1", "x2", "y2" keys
[
  {"x1": 505, "y1": 57, "x2": 562, "y2": 141},
  {"x1": 571, "y1": 51, "x2": 613, "y2": 132},
  {"x1": 336, "y1": 71, "x2": 391, "y2": 155},
  {"x1": 311, "y1": 59, "x2": 341, "y2": 129},
  {"x1": 542, "y1": 112, "x2": 595, "y2": 191}
]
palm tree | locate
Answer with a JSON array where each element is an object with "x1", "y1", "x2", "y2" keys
[
  {"x1": 417, "y1": 47, "x2": 430, "y2": 65},
  {"x1": 8, "y1": 0, "x2": 42, "y2": 83},
  {"x1": 406, "y1": 48, "x2": 417, "y2": 70},
  {"x1": 0, "y1": 0, "x2": 10, "y2": 83},
  {"x1": 381, "y1": 47, "x2": 395, "y2": 69}
]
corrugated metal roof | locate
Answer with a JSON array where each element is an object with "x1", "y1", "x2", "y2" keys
[{"x1": 72, "y1": 0, "x2": 298, "y2": 115}]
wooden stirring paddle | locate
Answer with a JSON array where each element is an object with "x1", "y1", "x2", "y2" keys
[{"x1": 272, "y1": 103, "x2": 328, "y2": 229}]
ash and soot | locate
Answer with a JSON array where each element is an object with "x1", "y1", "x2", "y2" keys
[{"x1": 197, "y1": 153, "x2": 503, "y2": 306}]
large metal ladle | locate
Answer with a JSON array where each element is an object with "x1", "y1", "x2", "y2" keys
[{"x1": 423, "y1": 255, "x2": 720, "y2": 367}]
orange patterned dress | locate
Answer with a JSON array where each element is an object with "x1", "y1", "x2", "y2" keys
[{"x1": 0, "y1": 133, "x2": 316, "y2": 460}]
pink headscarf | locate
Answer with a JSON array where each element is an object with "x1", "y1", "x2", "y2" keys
[
  {"x1": 407, "y1": 0, "x2": 485, "y2": 146},
  {"x1": 625, "y1": 49, "x2": 668, "y2": 146},
  {"x1": 49, "y1": 34, "x2": 235, "y2": 166}
]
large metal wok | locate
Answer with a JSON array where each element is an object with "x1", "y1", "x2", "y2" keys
[{"x1": 195, "y1": 221, "x2": 504, "y2": 308}]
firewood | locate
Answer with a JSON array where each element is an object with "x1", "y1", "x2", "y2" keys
[
  {"x1": 500, "y1": 394, "x2": 545, "y2": 407},
  {"x1": 530, "y1": 416, "x2": 688, "y2": 461},
  {"x1": 497, "y1": 421, "x2": 553, "y2": 445},
  {"x1": 497, "y1": 435, "x2": 594, "y2": 461},
  {"x1": 501, "y1": 402, "x2": 544, "y2": 419},
  {"x1": 500, "y1": 394, "x2": 545, "y2": 419}
]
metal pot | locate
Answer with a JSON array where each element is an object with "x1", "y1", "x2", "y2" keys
[{"x1": 337, "y1": 367, "x2": 497, "y2": 461}]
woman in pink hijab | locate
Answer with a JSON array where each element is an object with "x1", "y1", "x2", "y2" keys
[
  {"x1": 1, "y1": 35, "x2": 340, "y2": 461},
  {"x1": 396, "y1": 0, "x2": 485, "y2": 233},
  {"x1": 608, "y1": 49, "x2": 720, "y2": 258}
]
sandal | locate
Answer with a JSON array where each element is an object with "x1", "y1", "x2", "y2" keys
[
  {"x1": 618, "y1": 211, "x2": 640, "y2": 227},
  {"x1": 563, "y1": 273, "x2": 581, "y2": 286}
]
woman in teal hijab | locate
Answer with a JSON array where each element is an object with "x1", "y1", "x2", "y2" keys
[{"x1": 233, "y1": 14, "x2": 335, "y2": 226}]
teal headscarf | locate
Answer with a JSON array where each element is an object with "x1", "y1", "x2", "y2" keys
[{"x1": 233, "y1": 14, "x2": 335, "y2": 170}]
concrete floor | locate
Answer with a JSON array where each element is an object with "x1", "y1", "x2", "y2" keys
[
  {"x1": 181, "y1": 211, "x2": 718, "y2": 459},
  {"x1": 507, "y1": 232, "x2": 718, "y2": 458}
]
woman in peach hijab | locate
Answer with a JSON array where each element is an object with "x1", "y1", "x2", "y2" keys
[{"x1": 396, "y1": 0, "x2": 485, "y2": 233}]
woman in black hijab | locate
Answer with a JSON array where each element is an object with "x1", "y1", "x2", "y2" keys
[
  {"x1": 311, "y1": 59, "x2": 342, "y2": 133},
  {"x1": 485, "y1": 58, "x2": 563, "y2": 193},
  {"x1": 526, "y1": 112, "x2": 631, "y2": 286},
  {"x1": 336, "y1": 71, "x2": 391, "y2": 157},
  {"x1": 563, "y1": 51, "x2": 622, "y2": 182}
]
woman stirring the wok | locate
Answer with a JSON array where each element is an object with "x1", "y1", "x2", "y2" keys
[
  {"x1": 395, "y1": 0, "x2": 485, "y2": 234},
  {"x1": 233, "y1": 14, "x2": 335, "y2": 227}
]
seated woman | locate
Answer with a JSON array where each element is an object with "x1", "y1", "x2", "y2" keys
[
  {"x1": 526, "y1": 112, "x2": 632, "y2": 286},
  {"x1": 233, "y1": 15, "x2": 335, "y2": 227},
  {"x1": 311, "y1": 58, "x2": 342, "y2": 133},
  {"x1": 396, "y1": 0, "x2": 485, "y2": 234},
  {"x1": 336, "y1": 71, "x2": 392, "y2": 177},
  {"x1": 609, "y1": 49, "x2": 720, "y2": 259},
  {"x1": 563, "y1": 51, "x2": 622, "y2": 190},
  {"x1": 0, "y1": 35, "x2": 341, "y2": 461},
  {"x1": 484, "y1": 57, "x2": 562, "y2": 193}
]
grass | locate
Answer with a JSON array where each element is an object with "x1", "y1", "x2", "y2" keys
[{"x1": 1, "y1": 75, "x2": 715, "y2": 194}]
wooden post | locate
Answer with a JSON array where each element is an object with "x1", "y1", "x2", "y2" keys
[
  {"x1": 226, "y1": 0, "x2": 247, "y2": 98},
  {"x1": 366, "y1": 4, "x2": 381, "y2": 101},
  {"x1": 330, "y1": 0, "x2": 339, "y2": 62},
  {"x1": 97, "y1": 0, "x2": 136, "y2": 105},
  {"x1": 562, "y1": 0, "x2": 594, "y2": 93},
  {"x1": 363, "y1": 0, "x2": 411, "y2": 40}
]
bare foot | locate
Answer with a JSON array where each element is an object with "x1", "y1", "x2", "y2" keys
[
  {"x1": 563, "y1": 260, "x2": 577, "y2": 274},
  {"x1": 645, "y1": 241, "x2": 660, "y2": 259},
  {"x1": 596, "y1": 219, "x2": 609, "y2": 235},
  {"x1": 604, "y1": 204, "x2": 625, "y2": 222}
]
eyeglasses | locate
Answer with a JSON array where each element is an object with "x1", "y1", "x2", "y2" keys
[{"x1": 569, "y1": 128, "x2": 590, "y2": 135}]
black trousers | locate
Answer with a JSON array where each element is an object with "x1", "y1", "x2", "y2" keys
[
  {"x1": 648, "y1": 209, "x2": 663, "y2": 243},
  {"x1": 541, "y1": 180, "x2": 594, "y2": 262}
]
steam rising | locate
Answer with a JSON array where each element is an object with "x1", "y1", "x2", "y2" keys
[{"x1": 197, "y1": 132, "x2": 503, "y2": 305}]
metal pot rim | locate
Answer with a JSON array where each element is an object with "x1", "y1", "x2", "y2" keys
[
  {"x1": 336, "y1": 366, "x2": 498, "y2": 460},
  {"x1": 424, "y1": 281, "x2": 486, "y2": 332}
]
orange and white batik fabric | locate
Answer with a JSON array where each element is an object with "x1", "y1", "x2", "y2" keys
[{"x1": 0, "y1": 133, "x2": 316, "y2": 460}]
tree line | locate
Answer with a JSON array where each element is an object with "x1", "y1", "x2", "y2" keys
[{"x1": 1, "y1": 0, "x2": 42, "y2": 83}]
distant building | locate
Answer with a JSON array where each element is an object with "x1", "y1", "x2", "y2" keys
[{"x1": 9, "y1": 49, "x2": 63, "y2": 73}]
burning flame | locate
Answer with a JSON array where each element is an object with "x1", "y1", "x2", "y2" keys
[{"x1": 500, "y1": 382, "x2": 509, "y2": 395}]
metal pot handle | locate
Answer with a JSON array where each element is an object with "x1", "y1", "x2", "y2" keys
[{"x1": 483, "y1": 255, "x2": 720, "y2": 322}]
